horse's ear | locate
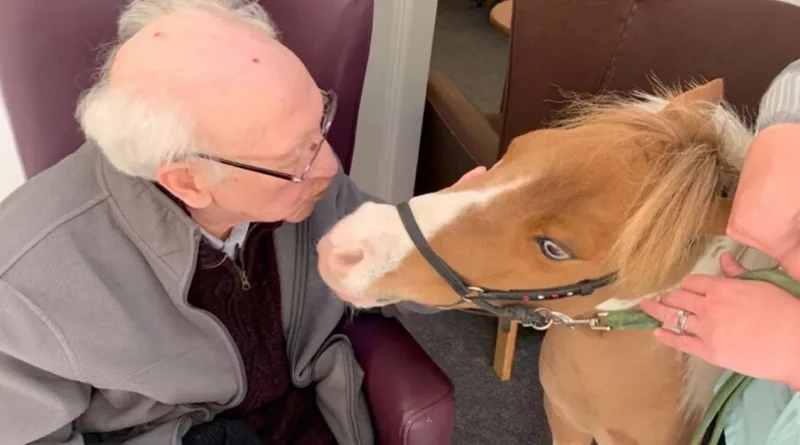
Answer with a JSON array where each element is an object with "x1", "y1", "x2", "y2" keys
[
  {"x1": 702, "y1": 196, "x2": 733, "y2": 236},
  {"x1": 662, "y1": 78, "x2": 725, "y2": 112}
]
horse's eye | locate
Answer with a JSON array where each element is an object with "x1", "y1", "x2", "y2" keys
[{"x1": 535, "y1": 237, "x2": 573, "y2": 261}]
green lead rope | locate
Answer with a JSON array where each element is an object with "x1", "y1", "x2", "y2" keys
[
  {"x1": 603, "y1": 308, "x2": 664, "y2": 330},
  {"x1": 597, "y1": 267, "x2": 800, "y2": 445}
]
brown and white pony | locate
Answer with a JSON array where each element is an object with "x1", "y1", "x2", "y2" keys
[{"x1": 317, "y1": 80, "x2": 775, "y2": 444}]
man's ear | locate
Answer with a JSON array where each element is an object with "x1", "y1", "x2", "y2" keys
[
  {"x1": 155, "y1": 161, "x2": 213, "y2": 209},
  {"x1": 702, "y1": 197, "x2": 733, "y2": 236}
]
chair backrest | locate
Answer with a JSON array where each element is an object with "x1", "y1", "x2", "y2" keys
[
  {"x1": 0, "y1": 0, "x2": 373, "y2": 178},
  {"x1": 498, "y1": 0, "x2": 800, "y2": 156},
  {"x1": 265, "y1": 0, "x2": 373, "y2": 173}
]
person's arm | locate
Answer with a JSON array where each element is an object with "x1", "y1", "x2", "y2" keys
[
  {"x1": 331, "y1": 167, "x2": 382, "y2": 213},
  {"x1": 0, "y1": 280, "x2": 92, "y2": 445},
  {"x1": 756, "y1": 58, "x2": 800, "y2": 131}
]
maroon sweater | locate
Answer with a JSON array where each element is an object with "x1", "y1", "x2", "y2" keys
[{"x1": 187, "y1": 221, "x2": 336, "y2": 445}]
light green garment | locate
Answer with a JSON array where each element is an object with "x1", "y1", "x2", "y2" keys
[{"x1": 715, "y1": 370, "x2": 799, "y2": 445}]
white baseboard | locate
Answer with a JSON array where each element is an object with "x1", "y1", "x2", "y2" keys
[{"x1": 349, "y1": 0, "x2": 438, "y2": 204}]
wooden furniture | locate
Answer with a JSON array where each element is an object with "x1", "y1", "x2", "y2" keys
[{"x1": 490, "y1": 0, "x2": 512, "y2": 36}]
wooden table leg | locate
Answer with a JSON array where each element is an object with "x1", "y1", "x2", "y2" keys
[{"x1": 493, "y1": 318, "x2": 519, "y2": 381}]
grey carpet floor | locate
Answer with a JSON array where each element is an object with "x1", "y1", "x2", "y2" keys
[
  {"x1": 398, "y1": 2, "x2": 552, "y2": 444},
  {"x1": 400, "y1": 311, "x2": 551, "y2": 444}
]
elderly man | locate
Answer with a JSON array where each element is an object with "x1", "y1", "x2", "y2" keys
[{"x1": 0, "y1": 1, "x2": 480, "y2": 444}]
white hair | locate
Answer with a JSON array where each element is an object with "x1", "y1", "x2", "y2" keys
[{"x1": 75, "y1": 0, "x2": 280, "y2": 180}]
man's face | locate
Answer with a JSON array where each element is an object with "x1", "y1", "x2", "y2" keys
[
  {"x1": 112, "y1": 9, "x2": 342, "y2": 225},
  {"x1": 199, "y1": 86, "x2": 341, "y2": 224}
]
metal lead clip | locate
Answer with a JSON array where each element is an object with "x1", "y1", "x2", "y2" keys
[{"x1": 528, "y1": 308, "x2": 612, "y2": 331}]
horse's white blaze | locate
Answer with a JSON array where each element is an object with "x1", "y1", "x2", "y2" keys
[{"x1": 326, "y1": 179, "x2": 528, "y2": 295}]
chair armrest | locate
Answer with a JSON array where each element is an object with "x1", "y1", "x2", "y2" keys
[
  {"x1": 343, "y1": 314, "x2": 455, "y2": 445},
  {"x1": 415, "y1": 70, "x2": 500, "y2": 195}
]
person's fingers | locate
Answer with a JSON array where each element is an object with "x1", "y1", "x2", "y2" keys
[
  {"x1": 657, "y1": 289, "x2": 706, "y2": 318},
  {"x1": 639, "y1": 298, "x2": 699, "y2": 335},
  {"x1": 452, "y1": 166, "x2": 487, "y2": 186},
  {"x1": 464, "y1": 166, "x2": 487, "y2": 179},
  {"x1": 653, "y1": 327, "x2": 707, "y2": 356},
  {"x1": 720, "y1": 251, "x2": 748, "y2": 277},
  {"x1": 680, "y1": 273, "x2": 726, "y2": 296}
]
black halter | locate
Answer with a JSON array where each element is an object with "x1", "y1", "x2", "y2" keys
[{"x1": 396, "y1": 201, "x2": 617, "y2": 327}]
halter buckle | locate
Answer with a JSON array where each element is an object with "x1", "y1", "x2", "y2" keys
[
  {"x1": 524, "y1": 307, "x2": 555, "y2": 330},
  {"x1": 464, "y1": 286, "x2": 485, "y2": 299}
]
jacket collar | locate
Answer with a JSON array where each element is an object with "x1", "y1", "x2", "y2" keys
[
  {"x1": 94, "y1": 143, "x2": 202, "y2": 297},
  {"x1": 94, "y1": 142, "x2": 287, "y2": 292}
]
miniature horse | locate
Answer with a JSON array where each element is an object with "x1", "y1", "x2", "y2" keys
[{"x1": 317, "y1": 80, "x2": 775, "y2": 444}]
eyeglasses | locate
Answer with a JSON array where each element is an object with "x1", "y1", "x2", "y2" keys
[{"x1": 197, "y1": 89, "x2": 337, "y2": 183}]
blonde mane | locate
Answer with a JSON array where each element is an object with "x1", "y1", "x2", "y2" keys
[
  {"x1": 551, "y1": 82, "x2": 760, "y2": 421},
  {"x1": 550, "y1": 82, "x2": 752, "y2": 294}
]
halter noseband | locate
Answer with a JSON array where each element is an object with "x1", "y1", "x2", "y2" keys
[{"x1": 396, "y1": 201, "x2": 617, "y2": 328}]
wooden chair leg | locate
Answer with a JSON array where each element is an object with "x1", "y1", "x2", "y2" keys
[{"x1": 493, "y1": 318, "x2": 519, "y2": 381}]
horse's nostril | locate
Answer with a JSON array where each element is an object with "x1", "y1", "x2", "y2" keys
[{"x1": 333, "y1": 247, "x2": 365, "y2": 268}]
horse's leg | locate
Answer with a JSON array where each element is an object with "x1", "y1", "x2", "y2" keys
[
  {"x1": 592, "y1": 429, "x2": 686, "y2": 445},
  {"x1": 591, "y1": 409, "x2": 696, "y2": 445},
  {"x1": 543, "y1": 394, "x2": 594, "y2": 445},
  {"x1": 592, "y1": 430, "x2": 639, "y2": 445}
]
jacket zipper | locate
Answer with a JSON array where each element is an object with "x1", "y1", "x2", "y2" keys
[
  {"x1": 221, "y1": 225, "x2": 254, "y2": 291},
  {"x1": 178, "y1": 230, "x2": 248, "y2": 444},
  {"x1": 201, "y1": 244, "x2": 251, "y2": 291},
  {"x1": 232, "y1": 246, "x2": 251, "y2": 291}
]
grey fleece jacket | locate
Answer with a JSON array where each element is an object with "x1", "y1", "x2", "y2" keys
[
  {"x1": 757, "y1": 58, "x2": 800, "y2": 130},
  {"x1": 0, "y1": 142, "x2": 427, "y2": 445}
]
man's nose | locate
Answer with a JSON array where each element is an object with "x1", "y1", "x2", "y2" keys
[{"x1": 312, "y1": 142, "x2": 341, "y2": 178}]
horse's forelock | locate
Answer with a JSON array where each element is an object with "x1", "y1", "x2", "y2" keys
[{"x1": 553, "y1": 85, "x2": 750, "y2": 294}]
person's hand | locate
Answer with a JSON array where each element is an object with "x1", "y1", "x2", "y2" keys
[
  {"x1": 452, "y1": 165, "x2": 487, "y2": 186},
  {"x1": 726, "y1": 123, "x2": 800, "y2": 277},
  {"x1": 639, "y1": 252, "x2": 800, "y2": 389}
]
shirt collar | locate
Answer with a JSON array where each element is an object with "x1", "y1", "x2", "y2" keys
[{"x1": 198, "y1": 222, "x2": 250, "y2": 258}]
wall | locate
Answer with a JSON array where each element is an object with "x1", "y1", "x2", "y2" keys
[
  {"x1": 349, "y1": 0, "x2": 438, "y2": 204},
  {"x1": 0, "y1": 87, "x2": 25, "y2": 201}
]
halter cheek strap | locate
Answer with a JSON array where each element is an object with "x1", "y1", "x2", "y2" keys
[{"x1": 396, "y1": 201, "x2": 617, "y2": 328}]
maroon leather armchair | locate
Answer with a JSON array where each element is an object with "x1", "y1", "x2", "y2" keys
[{"x1": 0, "y1": 1, "x2": 455, "y2": 444}]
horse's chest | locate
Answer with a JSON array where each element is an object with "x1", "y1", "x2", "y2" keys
[
  {"x1": 538, "y1": 327, "x2": 685, "y2": 429},
  {"x1": 538, "y1": 329, "x2": 600, "y2": 429}
]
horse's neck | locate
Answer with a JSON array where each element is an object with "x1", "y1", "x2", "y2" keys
[
  {"x1": 595, "y1": 236, "x2": 776, "y2": 418},
  {"x1": 595, "y1": 236, "x2": 777, "y2": 312}
]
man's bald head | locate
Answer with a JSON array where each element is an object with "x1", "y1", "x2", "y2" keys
[
  {"x1": 108, "y1": 7, "x2": 317, "y2": 160},
  {"x1": 76, "y1": 0, "x2": 319, "y2": 178},
  {"x1": 76, "y1": 0, "x2": 340, "y2": 234}
]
